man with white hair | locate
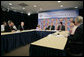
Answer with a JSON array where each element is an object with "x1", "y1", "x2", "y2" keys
[
  {"x1": 71, "y1": 16, "x2": 83, "y2": 35},
  {"x1": 5, "y1": 20, "x2": 17, "y2": 32},
  {"x1": 66, "y1": 16, "x2": 83, "y2": 56}
]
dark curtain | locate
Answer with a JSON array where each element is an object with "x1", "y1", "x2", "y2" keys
[{"x1": 1, "y1": 9, "x2": 38, "y2": 30}]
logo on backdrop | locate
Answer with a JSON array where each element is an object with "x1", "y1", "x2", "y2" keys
[{"x1": 38, "y1": 10, "x2": 78, "y2": 19}]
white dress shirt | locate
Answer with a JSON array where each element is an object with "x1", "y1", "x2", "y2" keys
[
  {"x1": 1, "y1": 25, "x2": 5, "y2": 32},
  {"x1": 71, "y1": 23, "x2": 82, "y2": 35},
  {"x1": 13, "y1": 25, "x2": 17, "y2": 30},
  {"x1": 71, "y1": 26, "x2": 78, "y2": 35}
]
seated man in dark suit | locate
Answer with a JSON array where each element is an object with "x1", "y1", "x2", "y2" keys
[
  {"x1": 46, "y1": 23, "x2": 55, "y2": 30},
  {"x1": 4, "y1": 25, "x2": 11, "y2": 32},
  {"x1": 5, "y1": 20, "x2": 16, "y2": 32},
  {"x1": 57, "y1": 22, "x2": 65, "y2": 31},
  {"x1": 18, "y1": 22, "x2": 25, "y2": 31},
  {"x1": 66, "y1": 16, "x2": 83, "y2": 56}
]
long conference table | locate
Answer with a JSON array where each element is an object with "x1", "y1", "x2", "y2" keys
[
  {"x1": 1, "y1": 30, "x2": 57, "y2": 56},
  {"x1": 30, "y1": 31, "x2": 69, "y2": 56}
]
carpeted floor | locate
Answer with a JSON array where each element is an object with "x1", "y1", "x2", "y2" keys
[{"x1": 4, "y1": 44, "x2": 30, "y2": 56}]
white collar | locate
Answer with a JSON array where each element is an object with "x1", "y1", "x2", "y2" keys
[{"x1": 76, "y1": 23, "x2": 82, "y2": 27}]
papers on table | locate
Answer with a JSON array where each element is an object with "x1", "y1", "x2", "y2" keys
[
  {"x1": 53, "y1": 34, "x2": 66, "y2": 38},
  {"x1": 48, "y1": 34, "x2": 65, "y2": 38},
  {"x1": 52, "y1": 31, "x2": 69, "y2": 38}
]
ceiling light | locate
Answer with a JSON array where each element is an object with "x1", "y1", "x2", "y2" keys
[
  {"x1": 22, "y1": 7, "x2": 25, "y2": 10},
  {"x1": 75, "y1": 7, "x2": 78, "y2": 8},
  {"x1": 33, "y1": 5, "x2": 37, "y2": 7},
  {"x1": 28, "y1": 12, "x2": 31, "y2": 16},
  {"x1": 58, "y1": 1, "x2": 61, "y2": 3},
  {"x1": 9, "y1": 3, "x2": 12, "y2": 5},
  {"x1": 60, "y1": 5, "x2": 63, "y2": 7}
]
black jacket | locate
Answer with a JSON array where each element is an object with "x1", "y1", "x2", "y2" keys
[
  {"x1": 18, "y1": 25, "x2": 25, "y2": 30},
  {"x1": 66, "y1": 24, "x2": 83, "y2": 54},
  {"x1": 5, "y1": 25, "x2": 15, "y2": 32},
  {"x1": 57, "y1": 25, "x2": 65, "y2": 31},
  {"x1": 46, "y1": 25, "x2": 55, "y2": 30}
]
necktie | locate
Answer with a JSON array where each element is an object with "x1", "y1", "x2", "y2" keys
[
  {"x1": 50, "y1": 26, "x2": 51, "y2": 30},
  {"x1": 22, "y1": 26, "x2": 24, "y2": 30},
  {"x1": 60, "y1": 25, "x2": 61, "y2": 30}
]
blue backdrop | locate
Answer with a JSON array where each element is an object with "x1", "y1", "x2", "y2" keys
[{"x1": 38, "y1": 9, "x2": 79, "y2": 31}]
